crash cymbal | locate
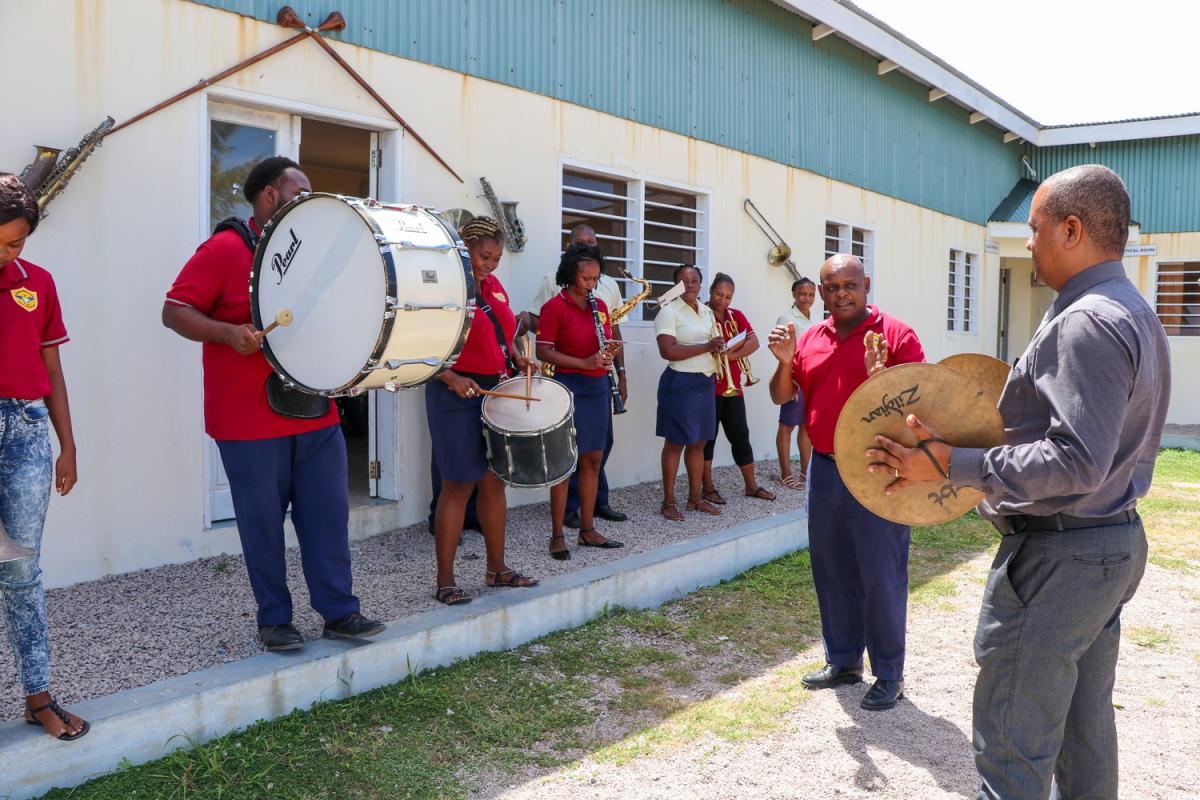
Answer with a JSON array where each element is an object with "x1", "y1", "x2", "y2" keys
[
  {"x1": 833, "y1": 362, "x2": 1005, "y2": 526},
  {"x1": 938, "y1": 353, "x2": 1010, "y2": 407}
]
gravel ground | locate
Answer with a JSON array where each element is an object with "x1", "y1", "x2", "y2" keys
[
  {"x1": 0, "y1": 461, "x2": 804, "y2": 718},
  {"x1": 490, "y1": 552, "x2": 1200, "y2": 800}
]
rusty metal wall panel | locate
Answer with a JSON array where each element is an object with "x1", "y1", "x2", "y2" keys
[
  {"x1": 1030, "y1": 136, "x2": 1200, "y2": 233},
  {"x1": 186, "y1": 0, "x2": 1022, "y2": 224}
]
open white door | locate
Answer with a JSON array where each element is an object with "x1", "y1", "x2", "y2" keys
[{"x1": 202, "y1": 102, "x2": 297, "y2": 525}]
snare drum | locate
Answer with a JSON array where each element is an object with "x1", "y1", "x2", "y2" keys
[
  {"x1": 481, "y1": 376, "x2": 578, "y2": 489},
  {"x1": 251, "y1": 193, "x2": 474, "y2": 395}
]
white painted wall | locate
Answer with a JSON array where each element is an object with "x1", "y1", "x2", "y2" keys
[{"x1": 4, "y1": 0, "x2": 1004, "y2": 585}]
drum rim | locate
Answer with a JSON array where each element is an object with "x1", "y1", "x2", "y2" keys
[
  {"x1": 486, "y1": 428, "x2": 580, "y2": 490},
  {"x1": 480, "y1": 376, "x2": 576, "y2": 436},
  {"x1": 251, "y1": 194, "x2": 476, "y2": 396}
]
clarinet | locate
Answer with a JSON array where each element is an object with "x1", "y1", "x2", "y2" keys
[{"x1": 588, "y1": 290, "x2": 627, "y2": 415}]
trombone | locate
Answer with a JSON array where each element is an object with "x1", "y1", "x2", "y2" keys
[{"x1": 744, "y1": 198, "x2": 802, "y2": 283}]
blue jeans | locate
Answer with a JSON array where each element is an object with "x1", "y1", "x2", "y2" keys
[{"x1": 0, "y1": 398, "x2": 54, "y2": 696}]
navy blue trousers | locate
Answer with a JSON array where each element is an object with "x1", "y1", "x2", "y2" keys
[
  {"x1": 808, "y1": 452, "x2": 910, "y2": 681},
  {"x1": 216, "y1": 424, "x2": 360, "y2": 627}
]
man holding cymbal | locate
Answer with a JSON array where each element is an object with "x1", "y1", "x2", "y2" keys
[
  {"x1": 867, "y1": 165, "x2": 1169, "y2": 800},
  {"x1": 767, "y1": 254, "x2": 925, "y2": 711}
]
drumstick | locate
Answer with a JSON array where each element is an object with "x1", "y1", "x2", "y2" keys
[
  {"x1": 525, "y1": 362, "x2": 533, "y2": 411},
  {"x1": 257, "y1": 308, "x2": 294, "y2": 338},
  {"x1": 475, "y1": 388, "x2": 541, "y2": 402}
]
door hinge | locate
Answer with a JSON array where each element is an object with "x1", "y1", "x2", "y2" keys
[
  {"x1": 369, "y1": 460, "x2": 382, "y2": 480},
  {"x1": 370, "y1": 149, "x2": 383, "y2": 169}
]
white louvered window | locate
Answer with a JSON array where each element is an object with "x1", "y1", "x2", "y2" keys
[
  {"x1": 1155, "y1": 261, "x2": 1200, "y2": 337},
  {"x1": 561, "y1": 167, "x2": 708, "y2": 322},
  {"x1": 822, "y1": 221, "x2": 875, "y2": 317},
  {"x1": 947, "y1": 249, "x2": 978, "y2": 333}
]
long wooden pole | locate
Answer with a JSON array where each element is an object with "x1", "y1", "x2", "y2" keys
[{"x1": 276, "y1": 7, "x2": 464, "y2": 184}]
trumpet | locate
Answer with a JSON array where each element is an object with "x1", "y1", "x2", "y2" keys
[
  {"x1": 723, "y1": 315, "x2": 760, "y2": 387},
  {"x1": 712, "y1": 322, "x2": 739, "y2": 398}
]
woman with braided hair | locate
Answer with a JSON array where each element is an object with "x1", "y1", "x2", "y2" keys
[{"x1": 426, "y1": 217, "x2": 539, "y2": 604}]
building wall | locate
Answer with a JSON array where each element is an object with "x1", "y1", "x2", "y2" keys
[
  {"x1": 1137, "y1": 232, "x2": 1200, "y2": 423},
  {"x1": 187, "y1": 0, "x2": 1024, "y2": 225},
  {"x1": 4, "y1": 0, "x2": 994, "y2": 586}
]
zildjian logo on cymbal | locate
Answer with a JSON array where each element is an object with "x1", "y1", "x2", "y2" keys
[{"x1": 859, "y1": 384, "x2": 921, "y2": 424}]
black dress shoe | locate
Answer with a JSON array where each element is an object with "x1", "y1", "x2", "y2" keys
[
  {"x1": 800, "y1": 663, "x2": 864, "y2": 690},
  {"x1": 595, "y1": 504, "x2": 629, "y2": 522},
  {"x1": 323, "y1": 611, "x2": 386, "y2": 640},
  {"x1": 860, "y1": 679, "x2": 905, "y2": 711},
  {"x1": 562, "y1": 510, "x2": 581, "y2": 529},
  {"x1": 259, "y1": 624, "x2": 304, "y2": 652}
]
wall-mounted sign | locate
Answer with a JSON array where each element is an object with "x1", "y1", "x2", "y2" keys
[
  {"x1": 1124, "y1": 244, "x2": 1157, "y2": 257},
  {"x1": 984, "y1": 239, "x2": 999, "y2": 254}
]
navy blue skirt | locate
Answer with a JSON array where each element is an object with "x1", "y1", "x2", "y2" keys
[
  {"x1": 556, "y1": 372, "x2": 612, "y2": 454},
  {"x1": 425, "y1": 372, "x2": 499, "y2": 484},
  {"x1": 779, "y1": 392, "x2": 805, "y2": 426},
  {"x1": 656, "y1": 368, "x2": 717, "y2": 445}
]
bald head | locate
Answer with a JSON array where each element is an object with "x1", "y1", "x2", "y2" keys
[
  {"x1": 819, "y1": 254, "x2": 870, "y2": 328},
  {"x1": 1037, "y1": 165, "x2": 1131, "y2": 257},
  {"x1": 820, "y1": 253, "x2": 865, "y2": 281}
]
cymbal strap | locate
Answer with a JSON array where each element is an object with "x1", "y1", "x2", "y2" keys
[{"x1": 915, "y1": 437, "x2": 950, "y2": 480}]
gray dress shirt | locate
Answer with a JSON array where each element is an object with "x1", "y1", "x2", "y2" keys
[{"x1": 949, "y1": 260, "x2": 1170, "y2": 521}]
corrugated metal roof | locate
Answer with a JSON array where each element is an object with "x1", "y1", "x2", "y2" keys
[
  {"x1": 1042, "y1": 111, "x2": 1200, "y2": 130},
  {"x1": 989, "y1": 178, "x2": 1037, "y2": 223},
  {"x1": 1030, "y1": 136, "x2": 1200, "y2": 233},
  {"x1": 185, "y1": 0, "x2": 1022, "y2": 226}
]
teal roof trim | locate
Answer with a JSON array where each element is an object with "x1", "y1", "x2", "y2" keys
[
  {"x1": 185, "y1": 0, "x2": 1022, "y2": 225},
  {"x1": 1029, "y1": 135, "x2": 1200, "y2": 233}
]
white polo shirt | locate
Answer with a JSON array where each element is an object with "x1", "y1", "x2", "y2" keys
[
  {"x1": 655, "y1": 298, "x2": 717, "y2": 375},
  {"x1": 531, "y1": 272, "x2": 623, "y2": 317},
  {"x1": 777, "y1": 303, "x2": 816, "y2": 336}
]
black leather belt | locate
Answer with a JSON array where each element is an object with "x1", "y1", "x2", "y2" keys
[
  {"x1": 814, "y1": 451, "x2": 835, "y2": 461},
  {"x1": 995, "y1": 508, "x2": 1137, "y2": 535}
]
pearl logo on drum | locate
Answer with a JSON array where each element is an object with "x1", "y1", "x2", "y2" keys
[{"x1": 271, "y1": 228, "x2": 302, "y2": 285}]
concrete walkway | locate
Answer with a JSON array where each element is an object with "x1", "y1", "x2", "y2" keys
[{"x1": 0, "y1": 507, "x2": 807, "y2": 800}]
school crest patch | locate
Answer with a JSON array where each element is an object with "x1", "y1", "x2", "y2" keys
[
  {"x1": 10, "y1": 287, "x2": 37, "y2": 312},
  {"x1": 599, "y1": 311, "x2": 609, "y2": 325},
  {"x1": 493, "y1": 292, "x2": 508, "y2": 303}
]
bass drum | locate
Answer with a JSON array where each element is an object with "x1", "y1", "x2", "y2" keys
[
  {"x1": 251, "y1": 193, "x2": 474, "y2": 395},
  {"x1": 481, "y1": 376, "x2": 578, "y2": 489}
]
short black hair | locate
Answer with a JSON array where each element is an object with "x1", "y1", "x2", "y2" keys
[
  {"x1": 1039, "y1": 165, "x2": 1131, "y2": 256},
  {"x1": 672, "y1": 263, "x2": 701, "y2": 283},
  {"x1": 791, "y1": 277, "x2": 815, "y2": 291},
  {"x1": 0, "y1": 173, "x2": 40, "y2": 235},
  {"x1": 243, "y1": 156, "x2": 302, "y2": 203},
  {"x1": 711, "y1": 272, "x2": 735, "y2": 290},
  {"x1": 556, "y1": 243, "x2": 605, "y2": 287}
]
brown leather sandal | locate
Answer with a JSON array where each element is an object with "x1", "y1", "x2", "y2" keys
[
  {"x1": 486, "y1": 569, "x2": 540, "y2": 588},
  {"x1": 25, "y1": 698, "x2": 90, "y2": 741},
  {"x1": 686, "y1": 498, "x2": 722, "y2": 516},
  {"x1": 660, "y1": 502, "x2": 685, "y2": 522}
]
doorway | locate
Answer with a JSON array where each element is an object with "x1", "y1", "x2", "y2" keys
[
  {"x1": 203, "y1": 103, "x2": 390, "y2": 525},
  {"x1": 996, "y1": 265, "x2": 1010, "y2": 362},
  {"x1": 298, "y1": 118, "x2": 376, "y2": 508}
]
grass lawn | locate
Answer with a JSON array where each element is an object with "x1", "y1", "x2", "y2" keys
[{"x1": 43, "y1": 450, "x2": 1200, "y2": 800}]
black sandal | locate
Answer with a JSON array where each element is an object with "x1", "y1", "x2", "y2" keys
[
  {"x1": 578, "y1": 528, "x2": 624, "y2": 549},
  {"x1": 435, "y1": 586, "x2": 472, "y2": 605},
  {"x1": 486, "y1": 569, "x2": 540, "y2": 588},
  {"x1": 549, "y1": 533, "x2": 572, "y2": 561},
  {"x1": 26, "y1": 699, "x2": 90, "y2": 741}
]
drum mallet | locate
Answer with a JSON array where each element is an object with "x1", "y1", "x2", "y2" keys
[
  {"x1": 475, "y1": 388, "x2": 541, "y2": 402},
  {"x1": 257, "y1": 309, "x2": 294, "y2": 339}
]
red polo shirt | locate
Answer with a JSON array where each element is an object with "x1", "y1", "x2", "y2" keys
[
  {"x1": 792, "y1": 305, "x2": 925, "y2": 454},
  {"x1": 0, "y1": 259, "x2": 69, "y2": 400},
  {"x1": 165, "y1": 220, "x2": 338, "y2": 441},
  {"x1": 454, "y1": 273, "x2": 516, "y2": 376},
  {"x1": 710, "y1": 305, "x2": 753, "y2": 397},
  {"x1": 536, "y1": 291, "x2": 611, "y2": 376}
]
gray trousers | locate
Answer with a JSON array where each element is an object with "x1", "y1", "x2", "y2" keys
[{"x1": 973, "y1": 516, "x2": 1147, "y2": 800}]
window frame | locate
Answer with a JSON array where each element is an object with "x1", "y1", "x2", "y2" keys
[
  {"x1": 559, "y1": 158, "x2": 711, "y2": 325},
  {"x1": 946, "y1": 247, "x2": 980, "y2": 335},
  {"x1": 1153, "y1": 259, "x2": 1200, "y2": 337}
]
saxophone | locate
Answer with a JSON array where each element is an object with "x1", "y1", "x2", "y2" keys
[
  {"x1": 479, "y1": 176, "x2": 526, "y2": 253},
  {"x1": 19, "y1": 117, "x2": 115, "y2": 217}
]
